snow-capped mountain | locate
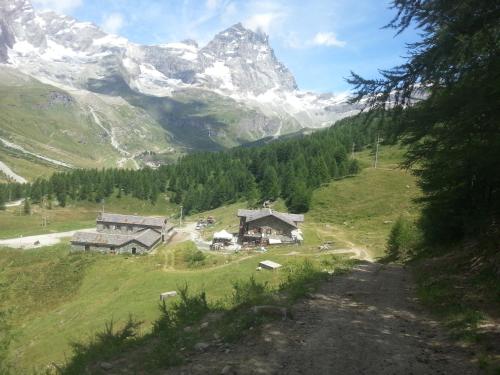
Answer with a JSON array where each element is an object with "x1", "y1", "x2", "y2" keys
[{"x1": 1, "y1": 0, "x2": 358, "y2": 130}]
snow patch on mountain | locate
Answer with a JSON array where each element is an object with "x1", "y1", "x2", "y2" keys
[
  {"x1": 0, "y1": 0, "x2": 360, "y2": 139},
  {"x1": 202, "y1": 61, "x2": 234, "y2": 91}
]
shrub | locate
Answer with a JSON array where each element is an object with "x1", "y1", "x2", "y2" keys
[
  {"x1": 231, "y1": 276, "x2": 270, "y2": 307},
  {"x1": 149, "y1": 302, "x2": 183, "y2": 368},
  {"x1": 61, "y1": 316, "x2": 142, "y2": 374},
  {"x1": 172, "y1": 284, "x2": 209, "y2": 325},
  {"x1": 184, "y1": 250, "x2": 206, "y2": 267},
  {"x1": 280, "y1": 260, "x2": 327, "y2": 302}
]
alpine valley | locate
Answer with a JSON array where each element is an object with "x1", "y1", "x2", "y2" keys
[{"x1": 0, "y1": 0, "x2": 359, "y2": 180}]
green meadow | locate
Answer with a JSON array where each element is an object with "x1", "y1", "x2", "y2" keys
[{"x1": 0, "y1": 145, "x2": 420, "y2": 371}]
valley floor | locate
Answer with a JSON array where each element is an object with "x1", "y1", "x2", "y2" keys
[{"x1": 164, "y1": 262, "x2": 480, "y2": 375}]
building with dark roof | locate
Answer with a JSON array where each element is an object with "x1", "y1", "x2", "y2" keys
[
  {"x1": 237, "y1": 208, "x2": 304, "y2": 245},
  {"x1": 71, "y1": 213, "x2": 174, "y2": 254}
]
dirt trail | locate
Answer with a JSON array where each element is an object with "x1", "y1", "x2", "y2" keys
[
  {"x1": 176, "y1": 222, "x2": 212, "y2": 250},
  {"x1": 167, "y1": 262, "x2": 479, "y2": 374},
  {"x1": 89, "y1": 106, "x2": 139, "y2": 169}
]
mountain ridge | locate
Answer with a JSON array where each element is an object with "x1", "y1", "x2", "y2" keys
[{"x1": 0, "y1": 0, "x2": 360, "y2": 179}]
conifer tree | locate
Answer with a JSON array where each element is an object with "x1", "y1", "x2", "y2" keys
[
  {"x1": 23, "y1": 198, "x2": 31, "y2": 215},
  {"x1": 260, "y1": 165, "x2": 280, "y2": 201},
  {"x1": 348, "y1": 0, "x2": 500, "y2": 242}
]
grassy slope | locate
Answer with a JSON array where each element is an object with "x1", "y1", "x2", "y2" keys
[
  {"x1": 0, "y1": 81, "x2": 118, "y2": 168},
  {"x1": 0, "y1": 145, "x2": 62, "y2": 180},
  {"x1": 0, "y1": 194, "x2": 177, "y2": 239},
  {"x1": 0, "y1": 68, "x2": 178, "y2": 179},
  {"x1": 2, "y1": 242, "x2": 348, "y2": 370},
  {"x1": 192, "y1": 145, "x2": 420, "y2": 258},
  {"x1": 307, "y1": 146, "x2": 420, "y2": 258},
  {"x1": 0, "y1": 145, "x2": 419, "y2": 370}
]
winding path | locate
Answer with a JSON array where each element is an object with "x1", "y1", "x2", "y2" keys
[{"x1": 89, "y1": 106, "x2": 139, "y2": 169}]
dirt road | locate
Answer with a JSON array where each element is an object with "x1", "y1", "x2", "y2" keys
[
  {"x1": 167, "y1": 262, "x2": 479, "y2": 374},
  {"x1": 175, "y1": 222, "x2": 212, "y2": 250},
  {"x1": 0, "y1": 228, "x2": 95, "y2": 249}
]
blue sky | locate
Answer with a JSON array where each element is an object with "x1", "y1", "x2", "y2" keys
[{"x1": 31, "y1": 0, "x2": 419, "y2": 93}]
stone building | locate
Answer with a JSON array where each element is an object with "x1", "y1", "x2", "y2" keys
[
  {"x1": 96, "y1": 213, "x2": 168, "y2": 240},
  {"x1": 71, "y1": 213, "x2": 173, "y2": 254},
  {"x1": 237, "y1": 208, "x2": 304, "y2": 245}
]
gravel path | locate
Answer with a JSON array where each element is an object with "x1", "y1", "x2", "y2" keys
[
  {"x1": 0, "y1": 160, "x2": 27, "y2": 183},
  {"x1": 175, "y1": 222, "x2": 212, "y2": 250},
  {"x1": 167, "y1": 262, "x2": 479, "y2": 374},
  {"x1": 0, "y1": 228, "x2": 95, "y2": 249}
]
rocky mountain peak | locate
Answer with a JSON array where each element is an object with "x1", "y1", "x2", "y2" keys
[
  {"x1": 0, "y1": 0, "x2": 357, "y2": 132},
  {"x1": 180, "y1": 39, "x2": 198, "y2": 48},
  {"x1": 198, "y1": 23, "x2": 297, "y2": 94}
]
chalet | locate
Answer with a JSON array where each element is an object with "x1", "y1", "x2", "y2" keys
[
  {"x1": 71, "y1": 213, "x2": 174, "y2": 254},
  {"x1": 237, "y1": 208, "x2": 304, "y2": 245}
]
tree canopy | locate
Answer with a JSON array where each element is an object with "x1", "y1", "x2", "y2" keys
[
  {"x1": 348, "y1": 0, "x2": 500, "y2": 243},
  {"x1": 0, "y1": 116, "x2": 376, "y2": 215}
]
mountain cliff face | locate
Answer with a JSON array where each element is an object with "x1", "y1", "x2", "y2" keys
[{"x1": 0, "y1": 0, "x2": 360, "y2": 176}]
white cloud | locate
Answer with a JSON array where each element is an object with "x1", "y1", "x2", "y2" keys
[
  {"x1": 102, "y1": 13, "x2": 125, "y2": 35},
  {"x1": 32, "y1": 0, "x2": 83, "y2": 14},
  {"x1": 244, "y1": 12, "x2": 283, "y2": 34},
  {"x1": 312, "y1": 32, "x2": 346, "y2": 47}
]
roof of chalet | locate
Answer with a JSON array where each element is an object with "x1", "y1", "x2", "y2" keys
[
  {"x1": 97, "y1": 213, "x2": 166, "y2": 227},
  {"x1": 237, "y1": 209, "x2": 304, "y2": 228},
  {"x1": 71, "y1": 229, "x2": 161, "y2": 248},
  {"x1": 135, "y1": 229, "x2": 162, "y2": 247}
]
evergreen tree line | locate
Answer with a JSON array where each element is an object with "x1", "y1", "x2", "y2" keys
[
  {"x1": 0, "y1": 116, "x2": 382, "y2": 214},
  {"x1": 167, "y1": 120, "x2": 369, "y2": 214}
]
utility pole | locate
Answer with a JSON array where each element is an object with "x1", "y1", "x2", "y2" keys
[
  {"x1": 374, "y1": 135, "x2": 380, "y2": 169},
  {"x1": 179, "y1": 205, "x2": 183, "y2": 227},
  {"x1": 101, "y1": 198, "x2": 105, "y2": 214}
]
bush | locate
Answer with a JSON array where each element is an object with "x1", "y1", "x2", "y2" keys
[
  {"x1": 172, "y1": 284, "x2": 209, "y2": 325},
  {"x1": 279, "y1": 260, "x2": 327, "y2": 302},
  {"x1": 176, "y1": 242, "x2": 207, "y2": 267},
  {"x1": 149, "y1": 302, "x2": 183, "y2": 368},
  {"x1": 184, "y1": 250, "x2": 206, "y2": 266},
  {"x1": 231, "y1": 276, "x2": 270, "y2": 307},
  {"x1": 386, "y1": 216, "x2": 421, "y2": 261},
  {"x1": 61, "y1": 316, "x2": 142, "y2": 374}
]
